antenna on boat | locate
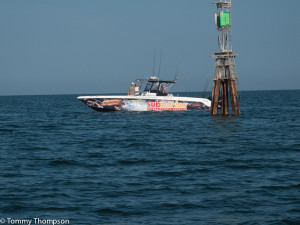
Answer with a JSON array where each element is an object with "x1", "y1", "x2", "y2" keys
[
  {"x1": 202, "y1": 77, "x2": 211, "y2": 98},
  {"x1": 158, "y1": 49, "x2": 163, "y2": 78},
  {"x1": 152, "y1": 48, "x2": 156, "y2": 76},
  {"x1": 175, "y1": 63, "x2": 180, "y2": 77}
]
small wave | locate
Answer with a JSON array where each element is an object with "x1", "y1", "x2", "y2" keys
[
  {"x1": 1, "y1": 173, "x2": 23, "y2": 178},
  {"x1": 226, "y1": 164, "x2": 263, "y2": 169},
  {"x1": 152, "y1": 171, "x2": 184, "y2": 177},
  {"x1": 160, "y1": 202, "x2": 203, "y2": 209},
  {"x1": 0, "y1": 204, "x2": 28, "y2": 213},
  {"x1": 94, "y1": 208, "x2": 124, "y2": 215},
  {"x1": 94, "y1": 208, "x2": 147, "y2": 216},
  {"x1": 290, "y1": 208, "x2": 300, "y2": 213},
  {"x1": 87, "y1": 153, "x2": 105, "y2": 158},
  {"x1": 260, "y1": 184, "x2": 300, "y2": 190},
  {"x1": 47, "y1": 159, "x2": 79, "y2": 166},
  {"x1": 38, "y1": 206, "x2": 81, "y2": 211},
  {"x1": 118, "y1": 159, "x2": 149, "y2": 165},
  {"x1": 0, "y1": 128, "x2": 14, "y2": 132},
  {"x1": 269, "y1": 218, "x2": 300, "y2": 225}
]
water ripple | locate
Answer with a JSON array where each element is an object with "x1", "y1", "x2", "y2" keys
[{"x1": 0, "y1": 91, "x2": 299, "y2": 224}]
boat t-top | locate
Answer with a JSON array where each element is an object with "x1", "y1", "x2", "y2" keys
[{"x1": 77, "y1": 76, "x2": 211, "y2": 112}]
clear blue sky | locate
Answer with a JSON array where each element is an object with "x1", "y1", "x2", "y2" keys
[{"x1": 0, "y1": 0, "x2": 299, "y2": 95}]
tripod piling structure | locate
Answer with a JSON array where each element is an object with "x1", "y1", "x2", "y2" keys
[{"x1": 210, "y1": 0, "x2": 241, "y2": 116}]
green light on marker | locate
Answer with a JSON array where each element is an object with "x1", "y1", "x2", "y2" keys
[{"x1": 220, "y1": 12, "x2": 230, "y2": 27}]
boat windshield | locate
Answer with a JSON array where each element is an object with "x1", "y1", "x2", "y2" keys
[
  {"x1": 144, "y1": 82, "x2": 160, "y2": 92},
  {"x1": 151, "y1": 82, "x2": 159, "y2": 92},
  {"x1": 139, "y1": 77, "x2": 177, "y2": 95},
  {"x1": 143, "y1": 81, "x2": 173, "y2": 94},
  {"x1": 144, "y1": 83, "x2": 152, "y2": 92}
]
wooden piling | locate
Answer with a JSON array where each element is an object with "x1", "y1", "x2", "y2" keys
[
  {"x1": 210, "y1": 78, "x2": 240, "y2": 116},
  {"x1": 228, "y1": 79, "x2": 240, "y2": 116},
  {"x1": 221, "y1": 80, "x2": 229, "y2": 115},
  {"x1": 211, "y1": 79, "x2": 221, "y2": 115},
  {"x1": 210, "y1": 80, "x2": 216, "y2": 115}
]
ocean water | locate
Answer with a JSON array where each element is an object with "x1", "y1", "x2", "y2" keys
[{"x1": 0, "y1": 90, "x2": 299, "y2": 225}]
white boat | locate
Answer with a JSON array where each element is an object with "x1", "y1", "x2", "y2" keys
[{"x1": 77, "y1": 76, "x2": 211, "y2": 112}]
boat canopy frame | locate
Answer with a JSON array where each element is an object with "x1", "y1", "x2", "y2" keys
[{"x1": 136, "y1": 76, "x2": 177, "y2": 96}]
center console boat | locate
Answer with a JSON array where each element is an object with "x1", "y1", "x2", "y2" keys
[{"x1": 77, "y1": 76, "x2": 211, "y2": 112}]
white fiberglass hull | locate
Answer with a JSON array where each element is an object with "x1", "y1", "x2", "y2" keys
[{"x1": 77, "y1": 95, "x2": 211, "y2": 112}]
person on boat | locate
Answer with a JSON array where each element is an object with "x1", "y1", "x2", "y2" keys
[
  {"x1": 128, "y1": 83, "x2": 135, "y2": 96},
  {"x1": 162, "y1": 85, "x2": 167, "y2": 93},
  {"x1": 159, "y1": 85, "x2": 167, "y2": 94},
  {"x1": 135, "y1": 84, "x2": 140, "y2": 96}
]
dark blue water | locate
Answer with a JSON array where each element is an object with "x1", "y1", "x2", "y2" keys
[{"x1": 0, "y1": 90, "x2": 299, "y2": 225}]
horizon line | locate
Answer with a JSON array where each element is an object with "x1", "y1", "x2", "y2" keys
[{"x1": 0, "y1": 88, "x2": 299, "y2": 97}]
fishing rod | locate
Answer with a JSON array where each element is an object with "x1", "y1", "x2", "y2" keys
[
  {"x1": 202, "y1": 77, "x2": 211, "y2": 98},
  {"x1": 158, "y1": 49, "x2": 163, "y2": 78},
  {"x1": 152, "y1": 48, "x2": 156, "y2": 76}
]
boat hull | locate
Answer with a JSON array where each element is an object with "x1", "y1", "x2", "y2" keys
[{"x1": 78, "y1": 96, "x2": 211, "y2": 112}]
